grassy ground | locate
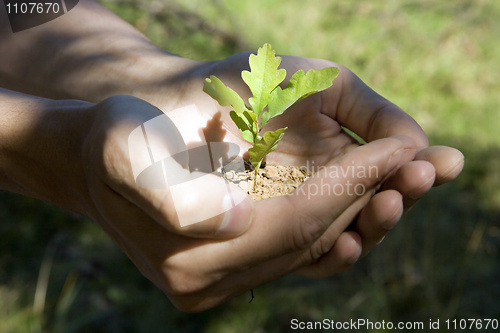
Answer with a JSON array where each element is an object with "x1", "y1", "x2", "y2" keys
[{"x1": 1, "y1": 0, "x2": 499, "y2": 332}]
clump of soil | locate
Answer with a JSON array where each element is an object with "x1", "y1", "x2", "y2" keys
[{"x1": 224, "y1": 161, "x2": 313, "y2": 201}]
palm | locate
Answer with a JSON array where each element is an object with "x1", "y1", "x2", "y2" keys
[
  {"x1": 160, "y1": 54, "x2": 359, "y2": 168},
  {"x1": 258, "y1": 93, "x2": 356, "y2": 167}
]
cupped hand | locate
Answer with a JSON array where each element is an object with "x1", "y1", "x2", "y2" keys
[
  {"x1": 149, "y1": 52, "x2": 464, "y2": 265},
  {"x1": 82, "y1": 51, "x2": 464, "y2": 311},
  {"x1": 82, "y1": 95, "x2": 421, "y2": 312}
]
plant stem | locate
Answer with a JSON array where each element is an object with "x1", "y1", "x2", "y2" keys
[
  {"x1": 251, "y1": 118, "x2": 261, "y2": 193},
  {"x1": 253, "y1": 169, "x2": 258, "y2": 191}
]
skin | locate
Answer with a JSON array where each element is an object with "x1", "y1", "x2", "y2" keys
[{"x1": 0, "y1": 0, "x2": 464, "y2": 312}]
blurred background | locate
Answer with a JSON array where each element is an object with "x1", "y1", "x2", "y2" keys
[{"x1": 1, "y1": 0, "x2": 499, "y2": 332}]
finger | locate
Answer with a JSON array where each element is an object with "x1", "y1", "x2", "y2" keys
[
  {"x1": 355, "y1": 189, "x2": 403, "y2": 257},
  {"x1": 168, "y1": 230, "x2": 363, "y2": 312},
  {"x1": 321, "y1": 64, "x2": 429, "y2": 147},
  {"x1": 290, "y1": 192, "x2": 403, "y2": 278},
  {"x1": 85, "y1": 175, "x2": 228, "y2": 305},
  {"x1": 165, "y1": 184, "x2": 399, "y2": 310},
  {"x1": 160, "y1": 173, "x2": 255, "y2": 238},
  {"x1": 142, "y1": 136, "x2": 412, "y2": 311},
  {"x1": 381, "y1": 160, "x2": 436, "y2": 210},
  {"x1": 293, "y1": 231, "x2": 362, "y2": 278},
  {"x1": 414, "y1": 145, "x2": 464, "y2": 186},
  {"x1": 284, "y1": 136, "x2": 408, "y2": 242},
  {"x1": 189, "y1": 136, "x2": 410, "y2": 272},
  {"x1": 292, "y1": 181, "x2": 406, "y2": 275},
  {"x1": 166, "y1": 189, "x2": 400, "y2": 311},
  {"x1": 94, "y1": 96, "x2": 254, "y2": 239}
]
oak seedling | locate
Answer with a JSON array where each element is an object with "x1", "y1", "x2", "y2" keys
[{"x1": 203, "y1": 43, "x2": 339, "y2": 190}]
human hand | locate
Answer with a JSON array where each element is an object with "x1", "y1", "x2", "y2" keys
[
  {"x1": 79, "y1": 95, "x2": 421, "y2": 312},
  {"x1": 0, "y1": 0, "x2": 464, "y2": 312},
  {"x1": 0, "y1": 52, "x2": 461, "y2": 312},
  {"x1": 141, "y1": 52, "x2": 464, "y2": 268}
]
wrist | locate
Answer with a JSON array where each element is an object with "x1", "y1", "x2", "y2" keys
[{"x1": 0, "y1": 89, "x2": 94, "y2": 215}]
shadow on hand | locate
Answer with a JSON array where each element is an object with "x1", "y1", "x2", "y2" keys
[{"x1": 185, "y1": 111, "x2": 242, "y2": 175}]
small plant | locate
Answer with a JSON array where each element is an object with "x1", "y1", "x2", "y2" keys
[{"x1": 203, "y1": 43, "x2": 339, "y2": 190}]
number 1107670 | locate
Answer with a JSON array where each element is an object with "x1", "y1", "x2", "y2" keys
[
  {"x1": 6, "y1": 2, "x2": 60, "y2": 14},
  {"x1": 445, "y1": 319, "x2": 498, "y2": 330}
]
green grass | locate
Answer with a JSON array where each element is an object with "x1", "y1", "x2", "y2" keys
[{"x1": 1, "y1": 0, "x2": 499, "y2": 332}]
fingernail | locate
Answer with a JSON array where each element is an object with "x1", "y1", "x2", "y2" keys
[
  {"x1": 381, "y1": 202, "x2": 403, "y2": 230},
  {"x1": 385, "y1": 148, "x2": 402, "y2": 174},
  {"x1": 441, "y1": 154, "x2": 465, "y2": 179},
  {"x1": 407, "y1": 175, "x2": 435, "y2": 200},
  {"x1": 376, "y1": 236, "x2": 386, "y2": 245},
  {"x1": 216, "y1": 194, "x2": 254, "y2": 238}
]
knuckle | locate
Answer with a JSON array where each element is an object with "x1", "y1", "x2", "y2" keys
[
  {"x1": 161, "y1": 268, "x2": 208, "y2": 297},
  {"x1": 158, "y1": 259, "x2": 221, "y2": 297},
  {"x1": 308, "y1": 236, "x2": 334, "y2": 263},
  {"x1": 91, "y1": 135, "x2": 126, "y2": 181},
  {"x1": 291, "y1": 212, "x2": 327, "y2": 250},
  {"x1": 86, "y1": 121, "x2": 131, "y2": 180}
]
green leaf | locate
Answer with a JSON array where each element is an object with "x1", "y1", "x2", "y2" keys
[
  {"x1": 203, "y1": 75, "x2": 248, "y2": 113},
  {"x1": 241, "y1": 43, "x2": 287, "y2": 118},
  {"x1": 230, "y1": 110, "x2": 258, "y2": 143},
  {"x1": 261, "y1": 67, "x2": 340, "y2": 127},
  {"x1": 248, "y1": 127, "x2": 287, "y2": 170}
]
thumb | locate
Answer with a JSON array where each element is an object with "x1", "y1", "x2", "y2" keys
[
  {"x1": 126, "y1": 103, "x2": 254, "y2": 239},
  {"x1": 165, "y1": 171, "x2": 255, "y2": 238},
  {"x1": 200, "y1": 137, "x2": 414, "y2": 266},
  {"x1": 274, "y1": 137, "x2": 412, "y2": 251},
  {"x1": 290, "y1": 137, "x2": 411, "y2": 223}
]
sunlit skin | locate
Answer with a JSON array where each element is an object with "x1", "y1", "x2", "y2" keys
[{"x1": 0, "y1": 0, "x2": 464, "y2": 312}]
